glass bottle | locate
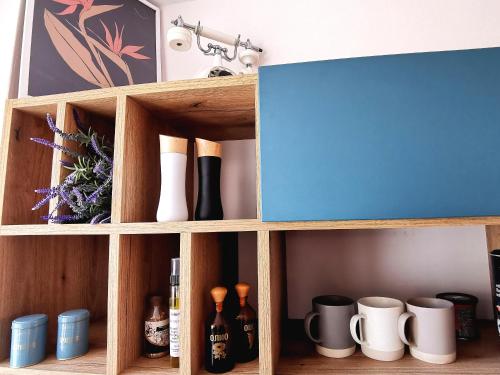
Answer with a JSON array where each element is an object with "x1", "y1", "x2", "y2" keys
[
  {"x1": 169, "y1": 258, "x2": 180, "y2": 367},
  {"x1": 144, "y1": 296, "x2": 169, "y2": 358},
  {"x1": 234, "y1": 282, "x2": 258, "y2": 362},
  {"x1": 205, "y1": 287, "x2": 234, "y2": 373}
]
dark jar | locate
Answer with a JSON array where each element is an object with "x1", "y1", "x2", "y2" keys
[
  {"x1": 144, "y1": 296, "x2": 169, "y2": 358},
  {"x1": 436, "y1": 292, "x2": 479, "y2": 341}
]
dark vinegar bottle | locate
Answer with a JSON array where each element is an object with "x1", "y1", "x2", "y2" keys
[
  {"x1": 234, "y1": 283, "x2": 258, "y2": 362},
  {"x1": 205, "y1": 287, "x2": 234, "y2": 373}
]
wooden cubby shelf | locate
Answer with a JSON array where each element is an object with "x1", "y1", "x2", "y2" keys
[
  {"x1": 265, "y1": 229, "x2": 500, "y2": 374},
  {"x1": 0, "y1": 235, "x2": 109, "y2": 374},
  {"x1": 0, "y1": 75, "x2": 499, "y2": 374}
]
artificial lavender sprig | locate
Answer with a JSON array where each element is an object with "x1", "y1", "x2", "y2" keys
[
  {"x1": 90, "y1": 211, "x2": 111, "y2": 224},
  {"x1": 31, "y1": 111, "x2": 113, "y2": 224},
  {"x1": 60, "y1": 159, "x2": 74, "y2": 168},
  {"x1": 34, "y1": 187, "x2": 58, "y2": 194},
  {"x1": 86, "y1": 174, "x2": 112, "y2": 204},
  {"x1": 90, "y1": 133, "x2": 113, "y2": 164},
  {"x1": 72, "y1": 108, "x2": 87, "y2": 133},
  {"x1": 32, "y1": 190, "x2": 58, "y2": 211},
  {"x1": 46, "y1": 113, "x2": 81, "y2": 142},
  {"x1": 30, "y1": 137, "x2": 83, "y2": 159}
]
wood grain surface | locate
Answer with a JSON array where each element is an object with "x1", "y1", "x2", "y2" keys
[
  {"x1": 2, "y1": 107, "x2": 57, "y2": 224},
  {"x1": 278, "y1": 320, "x2": 500, "y2": 374}
]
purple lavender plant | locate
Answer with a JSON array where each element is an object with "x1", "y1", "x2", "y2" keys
[{"x1": 31, "y1": 110, "x2": 113, "y2": 224}]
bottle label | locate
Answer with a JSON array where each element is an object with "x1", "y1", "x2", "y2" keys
[
  {"x1": 170, "y1": 308, "x2": 180, "y2": 357},
  {"x1": 145, "y1": 319, "x2": 169, "y2": 346},
  {"x1": 210, "y1": 333, "x2": 229, "y2": 360},
  {"x1": 244, "y1": 321, "x2": 256, "y2": 349}
]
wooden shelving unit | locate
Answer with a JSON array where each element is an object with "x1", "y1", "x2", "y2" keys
[{"x1": 0, "y1": 75, "x2": 499, "y2": 374}]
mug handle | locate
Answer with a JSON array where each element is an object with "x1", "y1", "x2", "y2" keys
[
  {"x1": 350, "y1": 313, "x2": 367, "y2": 345},
  {"x1": 398, "y1": 312, "x2": 415, "y2": 346},
  {"x1": 304, "y1": 312, "x2": 321, "y2": 344}
]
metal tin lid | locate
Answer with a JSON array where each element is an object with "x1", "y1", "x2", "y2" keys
[
  {"x1": 11, "y1": 314, "x2": 48, "y2": 330},
  {"x1": 58, "y1": 309, "x2": 90, "y2": 324},
  {"x1": 436, "y1": 292, "x2": 478, "y2": 305}
]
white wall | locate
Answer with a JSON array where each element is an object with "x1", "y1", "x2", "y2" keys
[
  {"x1": 160, "y1": 0, "x2": 499, "y2": 318},
  {"x1": 161, "y1": 0, "x2": 500, "y2": 80}
]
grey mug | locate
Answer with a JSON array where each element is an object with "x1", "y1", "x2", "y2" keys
[
  {"x1": 398, "y1": 297, "x2": 456, "y2": 364},
  {"x1": 304, "y1": 295, "x2": 356, "y2": 358}
]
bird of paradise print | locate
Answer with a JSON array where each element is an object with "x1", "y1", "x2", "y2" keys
[{"x1": 45, "y1": 0, "x2": 151, "y2": 88}]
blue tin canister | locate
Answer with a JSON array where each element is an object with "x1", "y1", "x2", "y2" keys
[
  {"x1": 57, "y1": 309, "x2": 90, "y2": 360},
  {"x1": 10, "y1": 314, "x2": 48, "y2": 368}
]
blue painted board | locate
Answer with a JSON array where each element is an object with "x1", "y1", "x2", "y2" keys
[{"x1": 259, "y1": 48, "x2": 500, "y2": 222}]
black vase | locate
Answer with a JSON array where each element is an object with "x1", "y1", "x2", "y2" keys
[{"x1": 195, "y1": 139, "x2": 223, "y2": 220}]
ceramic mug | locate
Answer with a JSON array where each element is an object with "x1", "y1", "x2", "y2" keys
[
  {"x1": 398, "y1": 297, "x2": 456, "y2": 364},
  {"x1": 304, "y1": 295, "x2": 356, "y2": 358},
  {"x1": 350, "y1": 297, "x2": 405, "y2": 361}
]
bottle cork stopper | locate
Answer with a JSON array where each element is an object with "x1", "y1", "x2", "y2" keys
[
  {"x1": 159, "y1": 135, "x2": 188, "y2": 154},
  {"x1": 235, "y1": 283, "x2": 250, "y2": 298},
  {"x1": 196, "y1": 138, "x2": 222, "y2": 158},
  {"x1": 149, "y1": 295, "x2": 163, "y2": 305},
  {"x1": 210, "y1": 286, "x2": 228, "y2": 303}
]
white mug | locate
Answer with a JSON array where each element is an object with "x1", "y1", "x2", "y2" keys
[{"x1": 350, "y1": 297, "x2": 405, "y2": 361}]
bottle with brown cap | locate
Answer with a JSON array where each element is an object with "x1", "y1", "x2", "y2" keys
[
  {"x1": 233, "y1": 282, "x2": 258, "y2": 362},
  {"x1": 205, "y1": 287, "x2": 234, "y2": 373},
  {"x1": 157, "y1": 135, "x2": 189, "y2": 222},
  {"x1": 195, "y1": 138, "x2": 223, "y2": 220}
]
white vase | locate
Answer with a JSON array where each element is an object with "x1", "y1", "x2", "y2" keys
[{"x1": 156, "y1": 135, "x2": 189, "y2": 222}]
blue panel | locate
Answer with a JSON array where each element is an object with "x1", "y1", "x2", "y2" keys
[{"x1": 259, "y1": 48, "x2": 500, "y2": 221}]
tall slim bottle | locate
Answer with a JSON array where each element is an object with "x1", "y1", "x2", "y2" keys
[
  {"x1": 157, "y1": 135, "x2": 189, "y2": 222},
  {"x1": 205, "y1": 287, "x2": 234, "y2": 373},
  {"x1": 234, "y1": 283, "x2": 258, "y2": 362},
  {"x1": 195, "y1": 138, "x2": 223, "y2": 220},
  {"x1": 169, "y1": 258, "x2": 180, "y2": 367}
]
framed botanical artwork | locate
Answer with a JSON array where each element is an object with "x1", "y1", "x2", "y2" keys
[{"x1": 19, "y1": 0, "x2": 161, "y2": 97}]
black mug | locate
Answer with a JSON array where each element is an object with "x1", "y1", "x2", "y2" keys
[{"x1": 491, "y1": 250, "x2": 500, "y2": 336}]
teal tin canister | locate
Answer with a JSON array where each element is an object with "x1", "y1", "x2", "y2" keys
[
  {"x1": 10, "y1": 314, "x2": 48, "y2": 368},
  {"x1": 57, "y1": 309, "x2": 90, "y2": 360}
]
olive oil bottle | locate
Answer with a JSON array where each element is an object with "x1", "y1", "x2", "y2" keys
[
  {"x1": 169, "y1": 258, "x2": 180, "y2": 367},
  {"x1": 205, "y1": 287, "x2": 234, "y2": 373},
  {"x1": 233, "y1": 283, "x2": 258, "y2": 362}
]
